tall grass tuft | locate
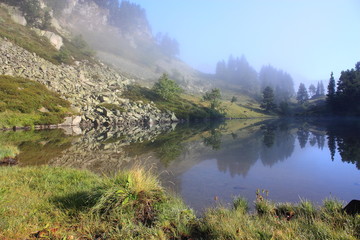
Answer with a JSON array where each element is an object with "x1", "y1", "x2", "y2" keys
[{"x1": 233, "y1": 196, "x2": 249, "y2": 213}]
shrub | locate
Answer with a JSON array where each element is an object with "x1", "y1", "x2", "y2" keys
[{"x1": 152, "y1": 73, "x2": 183, "y2": 100}]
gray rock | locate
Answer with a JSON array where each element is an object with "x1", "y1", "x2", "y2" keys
[{"x1": 72, "y1": 116, "x2": 82, "y2": 126}]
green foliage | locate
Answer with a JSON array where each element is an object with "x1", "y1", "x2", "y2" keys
[
  {"x1": 259, "y1": 65, "x2": 294, "y2": 103},
  {"x1": 296, "y1": 83, "x2": 309, "y2": 104},
  {"x1": 326, "y1": 72, "x2": 336, "y2": 104},
  {"x1": 3, "y1": 0, "x2": 50, "y2": 29},
  {"x1": 0, "y1": 166, "x2": 195, "y2": 239},
  {"x1": 233, "y1": 196, "x2": 248, "y2": 213},
  {"x1": 327, "y1": 61, "x2": 360, "y2": 115},
  {"x1": 260, "y1": 86, "x2": 277, "y2": 111},
  {"x1": 0, "y1": 75, "x2": 71, "y2": 127},
  {"x1": 19, "y1": 0, "x2": 42, "y2": 27},
  {"x1": 230, "y1": 96, "x2": 238, "y2": 104},
  {"x1": 203, "y1": 128, "x2": 222, "y2": 150},
  {"x1": 122, "y1": 84, "x2": 223, "y2": 120},
  {"x1": 0, "y1": 166, "x2": 359, "y2": 239},
  {"x1": 199, "y1": 195, "x2": 358, "y2": 240},
  {"x1": 0, "y1": 145, "x2": 19, "y2": 159},
  {"x1": 203, "y1": 88, "x2": 222, "y2": 110},
  {"x1": 152, "y1": 73, "x2": 183, "y2": 100}
]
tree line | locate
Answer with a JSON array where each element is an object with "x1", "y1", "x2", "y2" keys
[
  {"x1": 215, "y1": 56, "x2": 295, "y2": 102},
  {"x1": 327, "y1": 61, "x2": 360, "y2": 115}
]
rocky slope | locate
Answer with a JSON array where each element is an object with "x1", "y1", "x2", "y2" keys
[{"x1": 0, "y1": 35, "x2": 177, "y2": 127}]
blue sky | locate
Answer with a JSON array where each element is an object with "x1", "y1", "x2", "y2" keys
[{"x1": 130, "y1": 0, "x2": 360, "y2": 85}]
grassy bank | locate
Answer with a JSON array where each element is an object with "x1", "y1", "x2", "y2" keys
[
  {"x1": 0, "y1": 75, "x2": 73, "y2": 128},
  {"x1": 0, "y1": 166, "x2": 359, "y2": 239},
  {"x1": 0, "y1": 166, "x2": 195, "y2": 239},
  {"x1": 122, "y1": 84, "x2": 270, "y2": 121}
]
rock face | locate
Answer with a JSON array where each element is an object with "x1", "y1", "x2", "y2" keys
[
  {"x1": 33, "y1": 29, "x2": 63, "y2": 50},
  {"x1": 0, "y1": 37, "x2": 178, "y2": 127},
  {"x1": 0, "y1": 3, "x2": 27, "y2": 26}
]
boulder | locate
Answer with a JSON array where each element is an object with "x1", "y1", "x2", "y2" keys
[
  {"x1": 343, "y1": 200, "x2": 360, "y2": 215},
  {"x1": 33, "y1": 29, "x2": 63, "y2": 50},
  {"x1": 72, "y1": 116, "x2": 82, "y2": 126}
]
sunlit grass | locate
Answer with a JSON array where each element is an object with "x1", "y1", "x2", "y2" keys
[
  {"x1": 0, "y1": 166, "x2": 359, "y2": 239},
  {"x1": 0, "y1": 75, "x2": 72, "y2": 128},
  {"x1": 0, "y1": 166, "x2": 195, "y2": 239},
  {"x1": 0, "y1": 145, "x2": 19, "y2": 159}
]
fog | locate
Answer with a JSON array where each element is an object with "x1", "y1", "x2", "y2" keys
[{"x1": 130, "y1": 0, "x2": 360, "y2": 86}]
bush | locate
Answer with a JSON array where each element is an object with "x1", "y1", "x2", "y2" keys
[{"x1": 152, "y1": 73, "x2": 183, "y2": 100}]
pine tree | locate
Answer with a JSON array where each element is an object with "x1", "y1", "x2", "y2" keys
[
  {"x1": 308, "y1": 84, "x2": 316, "y2": 98},
  {"x1": 260, "y1": 86, "x2": 276, "y2": 111},
  {"x1": 296, "y1": 83, "x2": 309, "y2": 104},
  {"x1": 327, "y1": 72, "x2": 336, "y2": 104}
]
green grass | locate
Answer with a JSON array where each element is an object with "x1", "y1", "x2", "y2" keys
[
  {"x1": 182, "y1": 94, "x2": 270, "y2": 119},
  {"x1": 122, "y1": 84, "x2": 223, "y2": 120},
  {"x1": 198, "y1": 195, "x2": 359, "y2": 240},
  {"x1": 0, "y1": 166, "x2": 359, "y2": 239},
  {"x1": 0, "y1": 166, "x2": 196, "y2": 239},
  {"x1": 121, "y1": 84, "x2": 271, "y2": 120},
  {"x1": 0, "y1": 145, "x2": 18, "y2": 159},
  {"x1": 0, "y1": 75, "x2": 72, "y2": 128}
]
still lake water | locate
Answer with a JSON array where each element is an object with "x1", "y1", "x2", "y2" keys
[{"x1": 2, "y1": 118, "x2": 360, "y2": 212}]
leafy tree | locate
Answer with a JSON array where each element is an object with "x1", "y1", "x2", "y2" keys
[
  {"x1": 203, "y1": 88, "x2": 222, "y2": 110},
  {"x1": 231, "y1": 96, "x2": 238, "y2": 104},
  {"x1": 260, "y1": 86, "x2": 276, "y2": 111},
  {"x1": 308, "y1": 84, "x2": 316, "y2": 98},
  {"x1": 152, "y1": 73, "x2": 183, "y2": 100},
  {"x1": 19, "y1": 0, "x2": 42, "y2": 26},
  {"x1": 296, "y1": 83, "x2": 309, "y2": 104}
]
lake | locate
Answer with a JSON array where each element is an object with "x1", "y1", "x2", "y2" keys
[{"x1": 1, "y1": 118, "x2": 360, "y2": 213}]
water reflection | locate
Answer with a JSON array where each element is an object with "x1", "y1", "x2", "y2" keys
[
  {"x1": 326, "y1": 119, "x2": 360, "y2": 170},
  {"x1": 1, "y1": 118, "x2": 360, "y2": 211}
]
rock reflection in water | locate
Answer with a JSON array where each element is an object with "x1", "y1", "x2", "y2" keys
[
  {"x1": 2, "y1": 119, "x2": 360, "y2": 213},
  {"x1": 49, "y1": 124, "x2": 177, "y2": 174}
]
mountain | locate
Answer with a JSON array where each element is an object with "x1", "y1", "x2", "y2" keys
[{"x1": 0, "y1": 0, "x2": 270, "y2": 129}]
